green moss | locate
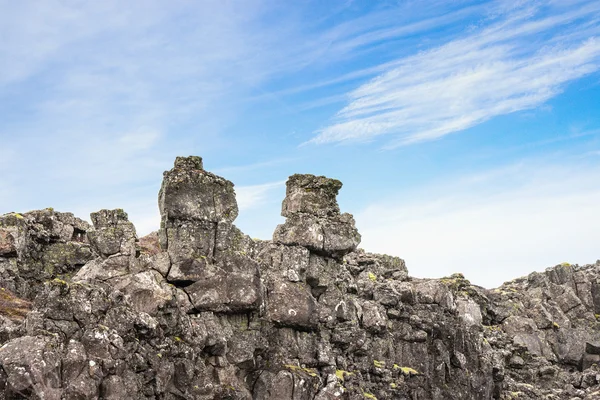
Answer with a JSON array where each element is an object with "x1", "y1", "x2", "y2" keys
[
  {"x1": 362, "y1": 391, "x2": 377, "y2": 400},
  {"x1": 390, "y1": 383, "x2": 397, "y2": 389},
  {"x1": 368, "y1": 272, "x2": 377, "y2": 282},
  {"x1": 373, "y1": 360, "x2": 385, "y2": 368}
]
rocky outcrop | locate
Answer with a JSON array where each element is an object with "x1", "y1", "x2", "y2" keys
[
  {"x1": 0, "y1": 209, "x2": 93, "y2": 300},
  {"x1": 158, "y1": 156, "x2": 261, "y2": 314},
  {"x1": 0, "y1": 155, "x2": 599, "y2": 399},
  {"x1": 273, "y1": 174, "x2": 361, "y2": 258}
]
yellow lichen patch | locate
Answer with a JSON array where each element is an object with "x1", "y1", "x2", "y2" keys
[
  {"x1": 368, "y1": 272, "x2": 377, "y2": 282},
  {"x1": 484, "y1": 325, "x2": 502, "y2": 332},
  {"x1": 552, "y1": 322, "x2": 560, "y2": 329},
  {"x1": 362, "y1": 391, "x2": 377, "y2": 400},
  {"x1": 284, "y1": 364, "x2": 318, "y2": 377},
  {"x1": 373, "y1": 360, "x2": 385, "y2": 368},
  {"x1": 393, "y1": 365, "x2": 419, "y2": 376},
  {"x1": 440, "y1": 273, "x2": 471, "y2": 291},
  {"x1": 336, "y1": 369, "x2": 354, "y2": 381},
  {"x1": 52, "y1": 278, "x2": 69, "y2": 286},
  {"x1": 0, "y1": 288, "x2": 32, "y2": 322}
]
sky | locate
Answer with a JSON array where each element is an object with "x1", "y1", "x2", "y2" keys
[{"x1": 2, "y1": 0, "x2": 600, "y2": 288}]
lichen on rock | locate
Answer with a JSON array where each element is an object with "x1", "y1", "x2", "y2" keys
[{"x1": 1, "y1": 155, "x2": 600, "y2": 399}]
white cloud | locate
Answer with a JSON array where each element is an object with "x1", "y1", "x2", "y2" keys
[
  {"x1": 355, "y1": 158, "x2": 600, "y2": 288},
  {"x1": 236, "y1": 181, "x2": 286, "y2": 211},
  {"x1": 312, "y1": 1, "x2": 600, "y2": 147}
]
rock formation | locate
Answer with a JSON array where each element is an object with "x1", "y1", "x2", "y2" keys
[{"x1": 0, "y1": 155, "x2": 599, "y2": 399}]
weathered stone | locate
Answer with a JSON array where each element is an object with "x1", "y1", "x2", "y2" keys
[
  {"x1": 552, "y1": 328, "x2": 591, "y2": 366},
  {"x1": 0, "y1": 229, "x2": 16, "y2": 256},
  {"x1": 272, "y1": 173, "x2": 361, "y2": 259},
  {"x1": 267, "y1": 279, "x2": 319, "y2": 330},
  {"x1": 414, "y1": 280, "x2": 455, "y2": 309},
  {"x1": 513, "y1": 333, "x2": 556, "y2": 360},
  {"x1": 255, "y1": 242, "x2": 310, "y2": 282},
  {"x1": 184, "y1": 257, "x2": 262, "y2": 313},
  {"x1": 281, "y1": 174, "x2": 342, "y2": 218},
  {"x1": 0, "y1": 209, "x2": 94, "y2": 300},
  {"x1": 0, "y1": 336, "x2": 63, "y2": 399},
  {"x1": 112, "y1": 270, "x2": 173, "y2": 314},
  {"x1": 2, "y1": 156, "x2": 600, "y2": 400},
  {"x1": 502, "y1": 316, "x2": 538, "y2": 336},
  {"x1": 41, "y1": 241, "x2": 93, "y2": 270},
  {"x1": 73, "y1": 256, "x2": 131, "y2": 282},
  {"x1": 457, "y1": 297, "x2": 483, "y2": 326},
  {"x1": 162, "y1": 220, "x2": 217, "y2": 267},
  {"x1": 586, "y1": 341, "x2": 600, "y2": 355},
  {"x1": 88, "y1": 209, "x2": 137, "y2": 257},
  {"x1": 361, "y1": 301, "x2": 387, "y2": 333},
  {"x1": 344, "y1": 248, "x2": 408, "y2": 281},
  {"x1": 273, "y1": 212, "x2": 360, "y2": 258},
  {"x1": 158, "y1": 156, "x2": 238, "y2": 223}
]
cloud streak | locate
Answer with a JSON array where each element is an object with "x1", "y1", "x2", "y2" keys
[{"x1": 312, "y1": 1, "x2": 600, "y2": 147}]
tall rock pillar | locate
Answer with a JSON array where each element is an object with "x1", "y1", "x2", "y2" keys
[
  {"x1": 273, "y1": 174, "x2": 361, "y2": 259},
  {"x1": 158, "y1": 156, "x2": 261, "y2": 313}
]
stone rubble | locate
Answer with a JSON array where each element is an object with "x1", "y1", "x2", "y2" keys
[{"x1": 0, "y1": 156, "x2": 599, "y2": 399}]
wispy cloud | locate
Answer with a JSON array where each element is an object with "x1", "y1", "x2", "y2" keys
[{"x1": 312, "y1": 1, "x2": 600, "y2": 147}]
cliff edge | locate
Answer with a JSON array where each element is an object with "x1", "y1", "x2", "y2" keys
[{"x1": 0, "y1": 156, "x2": 599, "y2": 400}]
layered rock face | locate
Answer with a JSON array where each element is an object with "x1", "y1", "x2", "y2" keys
[{"x1": 0, "y1": 156, "x2": 600, "y2": 399}]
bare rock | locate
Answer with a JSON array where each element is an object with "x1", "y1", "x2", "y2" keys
[
  {"x1": 158, "y1": 156, "x2": 238, "y2": 223},
  {"x1": 281, "y1": 174, "x2": 342, "y2": 218},
  {"x1": 3, "y1": 156, "x2": 600, "y2": 400}
]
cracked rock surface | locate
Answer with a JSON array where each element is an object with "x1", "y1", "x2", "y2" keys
[{"x1": 1, "y1": 156, "x2": 600, "y2": 399}]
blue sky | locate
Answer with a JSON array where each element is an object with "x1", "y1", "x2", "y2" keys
[{"x1": 2, "y1": 0, "x2": 600, "y2": 288}]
